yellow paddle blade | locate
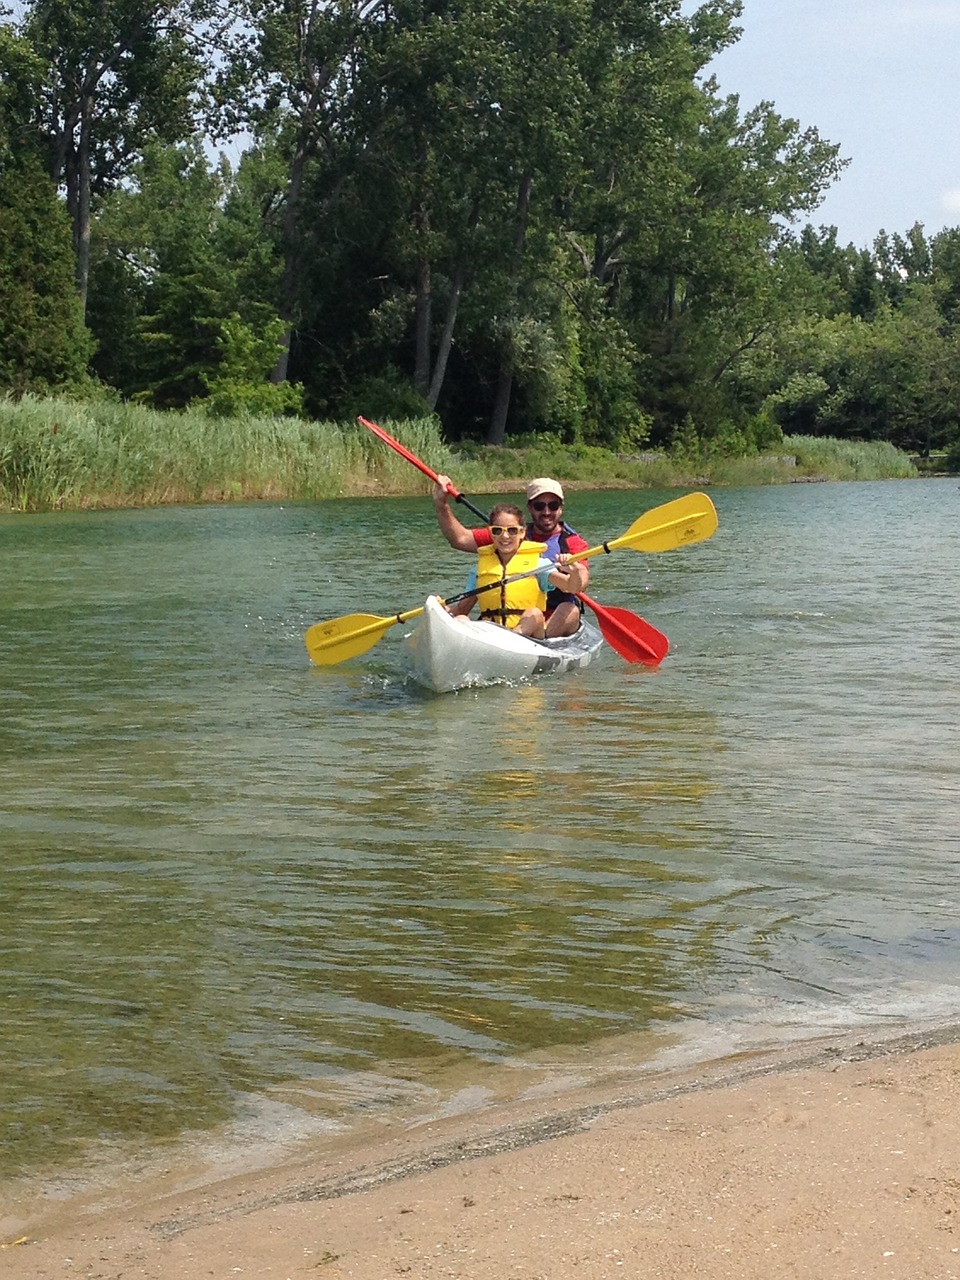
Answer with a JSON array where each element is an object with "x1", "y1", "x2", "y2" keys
[
  {"x1": 304, "y1": 607, "x2": 425, "y2": 666},
  {"x1": 570, "y1": 492, "x2": 718, "y2": 562}
]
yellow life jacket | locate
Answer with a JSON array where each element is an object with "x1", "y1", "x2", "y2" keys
[{"x1": 475, "y1": 541, "x2": 548, "y2": 628}]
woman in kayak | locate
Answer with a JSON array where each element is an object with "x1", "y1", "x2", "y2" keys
[{"x1": 447, "y1": 503, "x2": 585, "y2": 639}]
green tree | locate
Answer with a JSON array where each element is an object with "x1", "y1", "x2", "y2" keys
[
  {"x1": 214, "y1": 0, "x2": 386, "y2": 383},
  {"x1": 784, "y1": 225, "x2": 861, "y2": 317},
  {"x1": 19, "y1": 0, "x2": 212, "y2": 312},
  {"x1": 929, "y1": 227, "x2": 960, "y2": 329},
  {"x1": 748, "y1": 294, "x2": 960, "y2": 455},
  {"x1": 343, "y1": 0, "x2": 743, "y2": 445},
  {"x1": 0, "y1": 26, "x2": 93, "y2": 393},
  {"x1": 819, "y1": 291, "x2": 960, "y2": 454},
  {"x1": 617, "y1": 82, "x2": 846, "y2": 447},
  {"x1": 200, "y1": 315, "x2": 304, "y2": 417},
  {"x1": 87, "y1": 142, "x2": 285, "y2": 408}
]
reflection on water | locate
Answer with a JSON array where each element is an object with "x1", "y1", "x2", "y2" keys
[{"x1": 2, "y1": 480, "x2": 960, "y2": 1200}]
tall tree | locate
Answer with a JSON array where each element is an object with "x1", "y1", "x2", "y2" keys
[
  {"x1": 20, "y1": 0, "x2": 211, "y2": 313},
  {"x1": 0, "y1": 25, "x2": 93, "y2": 392},
  {"x1": 87, "y1": 141, "x2": 283, "y2": 406},
  {"x1": 215, "y1": 0, "x2": 389, "y2": 383},
  {"x1": 349, "y1": 0, "x2": 725, "y2": 443},
  {"x1": 930, "y1": 227, "x2": 960, "y2": 329},
  {"x1": 615, "y1": 81, "x2": 846, "y2": 444}
]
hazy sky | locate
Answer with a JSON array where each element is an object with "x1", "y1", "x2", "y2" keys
[{"x1": 699, "y1": 0, "x2": 960, "y2": 248}]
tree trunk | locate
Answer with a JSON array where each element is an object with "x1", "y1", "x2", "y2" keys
[
  {"x1": 414, "y1": 251, "x2": 432, "y2": 396},
  {"x1": 487, "y1": 362, "x2": 514, "y2": 446},
  {"x1": 427, "y1": 261, "x2": 466, "y2": 410},
  {"x1": 426, "y1": 199, "x2": 478, "y2": 409},
  {"x1": 75, "y1": 97, "x2": 93, "y2": 317},
  {"x1": 486, "y1": 170, "x2": 533, "y2": 445},
  {"x1": 270, "y1": 141, "x2": 308, "y2": 385}
]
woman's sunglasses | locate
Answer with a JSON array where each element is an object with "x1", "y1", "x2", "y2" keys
[
  {"x1": 490, "y1": 525, "x2": 523, "y2": 536},
  {"x1": 531, "y1": 500, "x2": 562, "y2": 512}
]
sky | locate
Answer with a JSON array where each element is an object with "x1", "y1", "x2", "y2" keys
[{"x1": 696, "y1": 0, "x2": 960, "y2": 249}]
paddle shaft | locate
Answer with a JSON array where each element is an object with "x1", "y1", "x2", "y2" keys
[{"x1": 358, "y1": 416, "x2": 490, "y2": 524}]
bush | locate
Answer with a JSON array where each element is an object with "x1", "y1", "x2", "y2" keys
[{"x1": 199, "y1": 316, "x2": 304, "y2": 419}]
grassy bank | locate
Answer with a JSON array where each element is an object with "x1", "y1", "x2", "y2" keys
[{"x1": 0, "y1": 396, "x2": 920, "y2": 513}]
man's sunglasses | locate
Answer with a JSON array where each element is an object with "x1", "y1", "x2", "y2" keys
[
  {"x1": 489, "y1": 525, "x2": 524, "y2": 536},
  {"x1": 531, "y1": 499, "x2": 562, "y2": 512}
]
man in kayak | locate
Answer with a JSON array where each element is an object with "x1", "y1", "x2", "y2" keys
[
  {"x1": 447, "y1": 503, "x2": 585, "y2": 640},
  {"x1": 432, "y1": 477, "x2": 590, "y2": 637}
]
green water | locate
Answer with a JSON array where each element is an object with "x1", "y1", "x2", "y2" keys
[{"x1": 2, "y1": 480, "x2": 959, "y2": 1201}]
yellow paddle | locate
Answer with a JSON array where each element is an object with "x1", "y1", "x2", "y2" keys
[{"x1": 304, "y1": 492, "x2": 718, "y2": 667}]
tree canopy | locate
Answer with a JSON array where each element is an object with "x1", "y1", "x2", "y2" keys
[{"x1": 2, "y1": 0, "x2": 959, "y2": 459}]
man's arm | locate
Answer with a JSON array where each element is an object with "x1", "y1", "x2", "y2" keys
[{"x1": 433, "y1": 476, "x2": 481, "y2": 552}]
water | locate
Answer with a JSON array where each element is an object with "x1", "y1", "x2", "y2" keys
[{"x1": 2, "y1": 478, "x2": 959, "y2": 1209}]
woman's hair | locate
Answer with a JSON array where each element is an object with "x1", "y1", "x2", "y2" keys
[{"x1": 488, "y1": 502, "x2": 525, "y2": 524}]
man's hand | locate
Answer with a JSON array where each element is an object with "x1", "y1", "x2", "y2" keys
[
  {"x1": 555, "y1": 554, "x2": 586, "y2": 593},
  {"x1": 433, "y1": 475, "x2": 454, "y2": 507}
]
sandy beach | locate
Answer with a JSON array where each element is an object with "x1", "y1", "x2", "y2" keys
[{"x1": 5, "y1": 1025, "x2": 960, "y2": 1280}]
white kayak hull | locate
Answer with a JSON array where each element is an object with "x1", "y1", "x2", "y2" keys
[{"x1": 404, "y1": 594, "x2": 604, "y2": 694}]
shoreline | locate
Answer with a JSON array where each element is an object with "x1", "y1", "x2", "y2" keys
[
  {"x1": 157, "y1": 1019, "x2": 960, "y2": 1235},
  {"x1": 2, "y1": 470, "x2": 942, "y2": 518},
  {"x1": 8, "y1": 1018, "x2": 960, "y2": 1277}
]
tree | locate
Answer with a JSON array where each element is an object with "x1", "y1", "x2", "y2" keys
[
  {"x1": 19, "y1": 0, "x2": 212, "y2": 313},
  {"x1": 743, "y1": 289, "x2": 960, "y2": 456},
  {"x1": 820, "y1": 291, "x2": 960, "y2": 454},
  {"x1": 0, "y1": 26, "x2": 93, "y2": 393},
  {"x1": 87, "y1": 141, "x2": 285, "y2": 407},
  {"x1": 610, "y1": 81, "x2": 846, "y2": 446},
  {"x1": 784, "y1": 225, "x2": 860, "y2": 317},
  {"x1": 930, "y1": 227, "x2": 960, "y2": 330},
  {"x1": 348, "y1": 0, "x2": 741, "y2": 444},
  {"x1": 213, "y1": 0, "x2": 390, "y2": 383}
]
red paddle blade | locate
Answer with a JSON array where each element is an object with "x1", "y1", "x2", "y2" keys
[{"x1": 579, "y1": 592, "x2": 669, "y2": 666}]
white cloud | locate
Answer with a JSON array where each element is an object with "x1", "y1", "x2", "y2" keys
[{"x1": 942, "y1": 191, "x2": 960, "y2": 216}]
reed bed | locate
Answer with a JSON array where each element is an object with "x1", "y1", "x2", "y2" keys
[
  {"x1": 785, "y1": 435, "x2": 918, "y2": 481},
  {"x1": 0, "y1": 396, "x2": 920, "y2": 513},
  {"x1": 0, "y1": 399, "x2": 451, "y2": 511}
]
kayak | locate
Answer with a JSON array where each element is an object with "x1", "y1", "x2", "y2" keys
[{"x1": 404, "y1": 594, "x2": 604, "y2": 694}]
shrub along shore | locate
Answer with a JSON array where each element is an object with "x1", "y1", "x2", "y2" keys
[{"x1": 0, "y1": 396, "x2": 922, "y2": 514}]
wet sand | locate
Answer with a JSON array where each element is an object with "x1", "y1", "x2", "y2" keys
[{"x1": 6, "y1": 1025, "x2": 960, "y2": 1279}]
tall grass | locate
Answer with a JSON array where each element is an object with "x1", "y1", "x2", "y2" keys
[
  {"x1": 0, "y1": 396, "x2": 921, "y2": 513},
  {"x1": 0, "y1": 398, "x2": 455, "y2": 511},
  {"x1": 784, "y1": 435, "x2": 918, "y2": 481}
]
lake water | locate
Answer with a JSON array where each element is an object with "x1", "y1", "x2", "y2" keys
[{"x1": 2, "y1": 477, "x2": 959, "y2": 1214}]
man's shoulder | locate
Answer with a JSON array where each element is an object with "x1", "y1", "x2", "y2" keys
[
  {"x1": 563, "y1": 527, "x2": 589, "y2": 552},
  {"x1": 474, "y1": 527, "x2": 492, "y2": 546}
]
